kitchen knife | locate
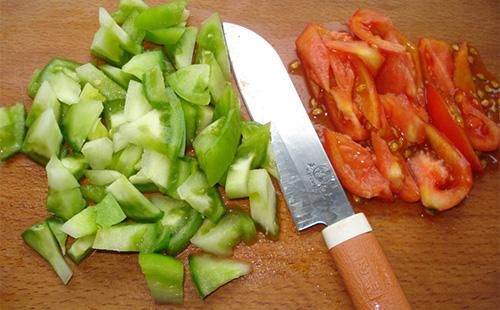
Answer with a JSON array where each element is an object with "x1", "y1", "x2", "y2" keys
[{"x1": 223, "y1": 22, "x2": 411, "y2": 309}]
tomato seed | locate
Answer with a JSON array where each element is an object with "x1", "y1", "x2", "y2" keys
[
  {"x1": 469, "y1": 46, "x2": 478, "y2": 55},
  {"x1": 477, "y1": 89, "x2": 485, "y2": 99},
  {"x1": 468, "y1": 56, "x2": 474, "y2": 64},
  {"x1": 481, "y1": 99, "x2": 491, "y2": 107},
  {"x1": 312, "y1": 107, "x2": 323, "y2": 116},
  {"x1": 476, "y1": 73, "x2": 486, "y2": 81}
]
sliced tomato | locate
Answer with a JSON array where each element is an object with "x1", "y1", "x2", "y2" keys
[
  {"x1": 371, "y1": 133, "x2": 404, "y2": 192},
  {"x1": 376, "y1": 54, "x2": 417, "y2": 99},
  {"x1": 371, "y1": 133, "x2": 420, "y2": 202},
  {"x1": 323, "y1": 92, "x2": 369, "y2": 141},
  {"x1": 348, "y1": 9, "x2": 406, "y2": 54},
  {"x1": 296, "y1": 22, "x2": 331, "y2": 91},
  {"x1": 453, "y1": 42, "x2": 476, "y2": 96},
  {"x1": 458, "y1": 91, "x2": 500, "y2": 151},
  {"x1": 323, "y1": 128, "x2": 392, "y2": 200},
  {"x1": 426, "y1": 85, "x2": 482, "y2": 171},
  {"x1": 324, "y1": 39, "x2": 385, "y2": 75},
  {"x1": 418, "y1": 38, "x2": 455, "y2": 97},
  {"x1": 408, "y1": 124, "x2": 472, "y2": 212},
  {"x1": 350, "y1": 56, "x2": 383, "y2": 129},
  {"x1": 380, "y1": 93, "x2": 427, "y2": 144}
]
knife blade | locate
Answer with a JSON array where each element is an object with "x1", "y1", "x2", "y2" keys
[{"x1": 223, "y1": 22, "x2": 411, "y2": 309}]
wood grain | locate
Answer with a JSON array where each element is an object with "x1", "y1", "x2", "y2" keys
[{"x1": 0, "y1": 0, "x2": 499, "y2": 309}]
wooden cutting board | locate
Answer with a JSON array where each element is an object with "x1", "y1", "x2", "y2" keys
[{"x1": 1, "y1": 0, "x2": 498, "y2": 309}]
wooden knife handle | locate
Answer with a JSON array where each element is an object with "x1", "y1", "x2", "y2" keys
[{"x1": 322, "y1": 213, "x2": 411, "y2": 310}]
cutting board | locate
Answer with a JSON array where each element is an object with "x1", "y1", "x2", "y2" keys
[{"x1": 1, "y1": 1, "x2": 498, "y2": 309}]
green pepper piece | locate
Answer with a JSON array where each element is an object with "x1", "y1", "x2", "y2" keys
[
  {"x1": 88, "y1": 118, "x2": 108, "y2": 140},
  {"x1": 26, "y1": 81, "x2": 60, "y2": 127},
  {"x1": 29, "y1": 58, "x2": 81, "y2": 99},
  {"x1": 46, "y1": 217, "x2": 68, "y2": 255},
  {"x1": 248, "y1": 169, "x2": 279, "y2": 238},
  {"x1": 143, "y1": 65, "x2": 171, "y2": 109},
  {"x1": 60, "y1": 153, "x2": 89, "y2": 180},
  {"x1": 166, "y1": 156, "x2": 198, "y2": 199},
  {"x1": 139, "y1": 253, "x2": 184, "y2": 304},
  {"x1": 46, "y1": 70, "x2": 81, "y2": 105},
  {"x1": 81, "y1": 185, "x2": 107, "y2": 203},
  {"x1": 180, "y1": 100, "x2": 197, "y2": 144},
  {"x1": 22, "y1": 109, "x2": 62, "y2": 164},
  {"x1": 46, "y1": 155, "x2": 79, "y2": 191},
  {"x1": 190, "y1": 209, "x2": 256, "y2": 257},
  {"x1": 197, "y1": 50, "x2": 226, "y2": 104},
  {"x1": 150, "y1": 195, "x2": 203, "y2": 256},
  {"x1": 95, "y1": 193, "x2": 126, "y2": 228},
  {"x1": 93, "y1": 223, "x2": 156, "y2": 252},
  {"x1": 81, "y1": 137, "x2": 113, "y2": 170},
  {"x1": 22, "y1": 221, "x2": 73, "y2": 284},
  {"x1": 122, "y1": 49, "x2": 165, "y2": 81},
  {"x1": 110, "y1": 144, "x2": 142, "y2": 177},
  {"x1": 67, "y1": 234, "x2": 96, "y2": 265},
  {"x1": 91, "y1": 26, "x2": 131, "y2": 67},
  {"x1": 111, "y1": 0, "x2": 149, "y2": 24},
  {"x1": 195, "y1": 105, "x2": 214, "y2": 135},
  {"x1": 46, "y1": 188, "x2": 87, "y2": 221},
  {"x1": 225, "y1": 154, "x2": 254, "y2": 199},
  {"x1": 189, "y1": 253, "x2": 251, "y2": 299},
  {"x1": 135, "y1": 0, "x2": 187, "y2": 31},
  {"x1": 138, "y1": 149, "x2": 176, "y2": 192},
  {"x1": 113, "y1": 107, "x2": 185, "y2": 158},
  {"x1": 61, "y1": 206, "x2": 98, "y2": 239},
  {"x1": 80, "y1": 83, "x2": 106, "y2": 102},
  {"x1": 76, "y1": 63, "x2": 127, "y2": 101},
  {"x1": 27, "y1": 68, "x2": 43, "y2": 98},
  {"x1": 62, "y1": 99, "x2": 104, "y2": 151},
  {"x1": 166, "y1": 26, "x2": 197, "y2": 69},
  {"x1": 237, "y1": 121, "x2": 271, "y2": 168},
  {"x1": 99, "y1": 8, "x2": 143, "y2": 55},
  {"x1": 167, "y1": 64, "x2": 210, "y2": 106},
  {"x1": 193, "y1": 109, "x2": 241, "y2": 186},
  {"x1": 197, "y1": 13, "x2": 231, "y2": 80},
  {"x1": 121, "y1": 11, "x2": 146, "y2": 44},
  {"x1": 145, "y1": 27, "x2": 186, "y2": 45},
  {"x1": 106, "y1": 176, "x2": 163, "y2": 222},
  {"x1": 213, "y1": 84, "x2": 240, "y2": 120},
  {"x1": 100, "y1": 64, "x2": 137, "y2": 89},
  {"x1": 85, "y1": 169, "x2": 123, "y2": 186},
  {"x1": 124, "y1": 80, "x2": 152, "y2": 121},
  {"x1": 0, "y1": 103, "x2": 25, "y2": 160},
  {"x1": 103, "y1": 99, "x2": 126, "y2": 129}
]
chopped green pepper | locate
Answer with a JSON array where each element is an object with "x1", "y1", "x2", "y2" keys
[
  {"x1": 81, "y1": 185, "x2": 107, "y2": 203},
  {"x1": 95, "y1": 193, "x2": 126, "y2": 228},
  {"x1": 76, "y1": 63, "x2": 127, "y2": 101},
  {"x1": 62, "y1": 99, "x2": 104, "y2": 151},
  {"x1": 22, "y1": 107, "x2": 62, "y2": 164},
  {"x1": 81, "y1": 137, "x2": 113, "y2": 170},
  {"x1": 138, "y1": 253, "x2": 184, "y2": 304},
  {"x1": 22, "y1": 221, "x2": 73, "y2": 284},
  {"x1": 26, "y1": 81, "x2": 60, "y2": 127},
  {"x1": 0, "y1": 103, "x2": 25, "y2": 160},
  {"x1": 197, "y1": 13, "x2": 231, "y2": 80},
  {"x1": 67, "y1": 234, "x2": 96, "y2": 265},
  {"x1": 61, "y1": 206, "x2": 98, "y2": 239},
  {"x1": 135, "y1": 0, "x2": 187, "y2": 31},
  {"x1": 166, "y1": 64, "x2": 210, "y2": 106},
  {"x1": 46, "y1": 217, "x2": 68, "y2": 255},
  {"x1": 145, "y1": 27, "x2": 186, "y2": 45}
]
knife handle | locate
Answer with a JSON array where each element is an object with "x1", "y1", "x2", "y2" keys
[{"x1": 322, "y1": 213, "x2": 410, "y2": 310}]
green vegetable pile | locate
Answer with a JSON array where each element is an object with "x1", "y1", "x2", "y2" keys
[{"x1": 0, "y1": 0, "x2": 280, "y2": 304}]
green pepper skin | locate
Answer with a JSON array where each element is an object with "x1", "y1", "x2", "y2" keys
[
  {"x1": 197, "y1": 13, "x2": 231, "y2": 81},
  {"x1": 135, "y1": 0, "x2": 187, "y2": 31},
  {"x1": 0, "y1": 103, "x2": 25, "y2": 160}
]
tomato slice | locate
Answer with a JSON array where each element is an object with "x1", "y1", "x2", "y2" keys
[
  {"x1": 458, "y1": 91, "x2": 500, "y2": 151},
  {"x1": 371, "y1": 133, "x2": 420, "y2": 202},
  {"x1": 426, "y1": 85, "x2": 482, "y2": 171},
  {"x1": 348, "y1": 9, "x2": 406, "y2": 54},
  {"x1": 323, "y1": 128, "x2": 393, "y2": 200},
  {"x1": 453, "y1": 42, "x2": 476, "y2": 96},
  {"x1": 418, "y1": 38, "x2": 455, "y2": 97},
  {"x1": 408, "y1": 124, "x2": 472, "y2": 212},
  {"x1": 376, "y1": 54, "x2": 417, "y2": 99},
  {"x1": 323, "y1": 91, "x2": 369, "y2": 141},
  {"x1": 351, "y1": 56, "x2": 383, "y2": 129},
  {"x1": 380, "y1": 93, "x2": 427, "y2": 144},
  {"x1": 324, "y1": 39, "x2": 385, "y2": 75},
  {"x1": 296, "y1": 22, "x2": 331, "y2": 91}
]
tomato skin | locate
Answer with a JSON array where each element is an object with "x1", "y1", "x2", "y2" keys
[
  {"x1": 458, "y1": 92, "x2": 500, "y2": 151},
  {"x1": 371, "y1": 133, "x2": 420, "y2": 202},
  {"x1": 418, "y1": 38, "x2": 455, "y2": 97},
  {"x1": 351, "y1": 56, "x2": 383, "y2": 129},
  {"x1": 426, "y1": 85, "x2": 482, "y2": 171},
  {"x1": 348, "y1": 9, "x2": 406, "y2": 54},
  {"x1": 323, "y1": 128, "x2": 393, "y2": 200},
  {"x1": 376, "y1": 53, "x2": 417, "y2": 99},
  {"x1": 324, "y1": 39, "x2": 385, "y2": 75},
  {"x1": 408, "y1": 124, "x2": 472, "y2": 212},
  {"x1": 296, "y1": 22, "x2": 331, "y2": 91},
  {"x1": 380, "y1": 93, "x2": 427, "y2": 144},
  {"x1": 453, "y1": 43, "x2": 476, "y2": 96}
]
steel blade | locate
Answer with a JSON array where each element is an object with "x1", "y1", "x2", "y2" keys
[{"x1": 223, "y1": 22, "x2": 354, "y2": 230}]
